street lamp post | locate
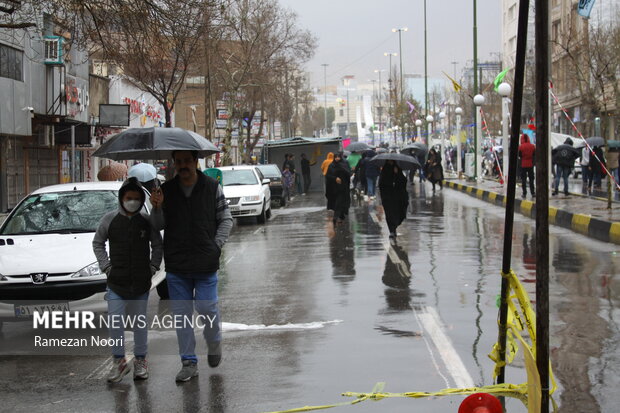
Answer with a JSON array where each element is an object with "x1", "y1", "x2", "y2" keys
[
  {"x1": 455, "y1": 107, "x2": 463, "y2": 176},
  {"x1": 392, "y1": 27, "x2": 408, "y2": 142},
  {"x1": 438, "y1": 111, "x2": 446, "y2": 171},
  {"x1": 384, "y1": 52, "x2": 397, "y2": 129},
  {"x1": 415, "y1": 119, "x2": 422, "y2": 142},
  {"x1": 498, "y1": 82, "x2": 512, "y2": 185},
  {"x1": 423, "y1": 0, "x2": 429, "y2": 138},
  {"x1": 473, "y1": 94, "x2": 485, "y2": 181},
  {"x1": 426, "y1": 115, "x2": 434, "y2": 147},
  {"x1": 374, "y1": 69, "x2": 385, "y2": 138},
  {"x1": 321, "y1": 64, "x2": 329, "y2": 134},
  {"x1": 404, "y1": 123, "x2": 409, "y2": 142}
]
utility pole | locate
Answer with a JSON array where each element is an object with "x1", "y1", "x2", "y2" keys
[{"x1": 322, "y1": 63, "x2": 328, "y2": 135}]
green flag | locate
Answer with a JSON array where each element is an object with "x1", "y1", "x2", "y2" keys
[{"x1": 493, "y1": 68, "x2": 511, "y2": 91}]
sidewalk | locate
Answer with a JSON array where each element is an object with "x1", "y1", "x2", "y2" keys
[{"x1": 444, "y1": 176, "x2": 620, "y2": 245}]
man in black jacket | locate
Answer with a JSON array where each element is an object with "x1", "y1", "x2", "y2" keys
[
  {"x1": 150, "y1": 150, "x2": 233, "y2": 382},
  {"x1": 301, "y1": 153, "x2": 311, "y2": 194}
]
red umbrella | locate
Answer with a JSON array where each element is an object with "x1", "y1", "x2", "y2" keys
[{"x1": 97, "y1": 162, "x2": 128, "y2": 181}]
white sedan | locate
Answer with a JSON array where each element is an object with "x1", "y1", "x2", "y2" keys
[
  {"x1": 0, "y1": 181, "x2": 166, "y2": 328},
  {"x1": 217, "y1": 165, "x2": 272, "y2": 223}
]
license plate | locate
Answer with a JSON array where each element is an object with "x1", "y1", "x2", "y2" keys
[
  {"x1": 230, "y1": 206, "x2": 239, "y2": 211},
  {"x1": 14, "y1": 302, "x2": 70, "y2": 318}
]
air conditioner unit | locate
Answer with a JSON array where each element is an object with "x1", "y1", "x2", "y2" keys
[{"x1": 44, "y1": 36, "x2": 63, "y2": 65}]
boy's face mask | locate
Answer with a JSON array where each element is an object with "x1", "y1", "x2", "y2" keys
[{"x1": 123, "y1": 200, "x2": 141, "y2": 213}]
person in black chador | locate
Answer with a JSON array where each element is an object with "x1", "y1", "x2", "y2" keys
[
  {"x1": 325, "y1": 152, "x2": 351, "y2": 225},
  {"x1": 379, "y1": 160, "x2": 409, "y2": 240}
]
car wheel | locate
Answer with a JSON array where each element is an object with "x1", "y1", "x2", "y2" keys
[
  {"x1": 257, "y1": 202, "x2": 267, "y2": 224},
  {"x1": 280, "y1": 197, "x2": 286, "y2": 207},
  {"x1": 156, "y1": 279, "x2": 169, "y2": 300},
  {"x1": 266, "y1": 204, "x2": 272, "y2": 220}
]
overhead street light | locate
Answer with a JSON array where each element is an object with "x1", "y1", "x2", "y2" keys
[
  {"x1": 473, "y1": 94, "x2": 485, "y2": 181},
  {"x1": 497, "y1": 82, "x2": 512, "y2": 185},
  {"x1": 392, "y1": 28, "x2": 408, "y2": 142}
]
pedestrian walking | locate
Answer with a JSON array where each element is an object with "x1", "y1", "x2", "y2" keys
[
  {"x1": 301, "y1": 153, "x2": 311, "y2": 194},
  {"x1": 580, "y1": 146, "x2": 591, "y2": 192},
  {"x1": 322, "y1": 152, "x2": 335, "y2": 207},
  {"x1": 92, "y1": 177, "x2": 163, "y2": 383},
  {"x1": 518, "y1": 134, "x2": 536, "y2": 198},
  {"x1": 365, "y1": 151, "x2": 381, "y2": 198},
  {"x1": 325, "y1": 152, "x2": 351, "y2": 225},
  {"x1": 424, "y1": 148, "x2": 443, "y2": 193},
  {"x1": 379, "y1": 160, "x2": 408, "y2": 240},
  {"x1": 282, "y1": 164, "x2": 294, "y2": 201},
  {"x1": 607, "y1": 148, "x2": 619, "y2": 191},
  {"x1": 591, "y1": 146, "x2": 606, "y2": 190},
  {"x1": 552, "y1": 137, "x2": 578, "y2": 196},
  {"x1": 149, "y1": 150, "x2": 233, "y2": 382}
]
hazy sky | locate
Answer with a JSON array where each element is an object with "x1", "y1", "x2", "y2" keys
[{"x1": 278, "y1": 0, "x2": 501, "y2": 87}]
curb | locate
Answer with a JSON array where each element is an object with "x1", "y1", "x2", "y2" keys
[{"x1": 444, "y1": 180, "x2": 620, "y2": 245}]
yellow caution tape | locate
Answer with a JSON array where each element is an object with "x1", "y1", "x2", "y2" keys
[{"x1": 264, "y1": 269, "x2": 558, "y2": 413}]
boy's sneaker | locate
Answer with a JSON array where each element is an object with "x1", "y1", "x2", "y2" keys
[
  {"x1": 133, "y1": 357, "x2": 148, "y2": 380},
  {"x1": 175, "y1": 360, "x2": 198, "y2": 382},
  {"x1": 107, "y1": 357, "x2": 131, "y2": 383}
]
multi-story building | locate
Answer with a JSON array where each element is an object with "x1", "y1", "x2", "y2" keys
[
  {"x1": 0, "y1": 17, "x2": 92, "y2": 212},
  {"x1": 502, "y1": 0, "x2": 618, "y2": 138}
]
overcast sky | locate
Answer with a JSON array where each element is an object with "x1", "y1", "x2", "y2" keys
[{"x1": 278, "y1": 0, "x2": 501, "y2": 87}]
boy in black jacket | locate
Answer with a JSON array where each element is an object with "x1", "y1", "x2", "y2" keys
[{"x1": 93, "y1": 178, "x2": 162, "y2": 382}]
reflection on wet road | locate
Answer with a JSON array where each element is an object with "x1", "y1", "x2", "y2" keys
[{"x1": 0, "y1": 183, "x2": 618, "y2": 412}]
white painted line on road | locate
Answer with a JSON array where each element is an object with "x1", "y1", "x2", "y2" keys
[
  {"x1": 415, "y1": 307, "x2": 475, "y2": 389},
  {"x1": 372, "y1": 209, "x2": 474, "y2": 389},
  {"x1": 253, "y1": 228, "x2": 262, "y2": 235}
]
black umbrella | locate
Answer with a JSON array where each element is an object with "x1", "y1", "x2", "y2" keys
[
  {"x1": 586, "y1": 136, "x2": 605, "y2": 148},
  {"x1": 368, "y1": 153, "x2": 421, "y2": 170},
  {"x1": 346, "y1": 141, "x2": 371, "y2": 153},
  {"x1": 400, "y1": 142, "x2": 428, "y2": 157},
  {"x1": 552, "y1": 144, "x2": 580, "y2": 162},
  {"x1": 93, "y1": 127, "x2": 220, "y2": 160}
]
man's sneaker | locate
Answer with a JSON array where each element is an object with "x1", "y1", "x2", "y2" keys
[
  {"x1": 175, "y1": 360, "x2": 198, "y2": 382},
  {"x1": 107, "y1": 357, "x2": 131, "y2": 383},
  {"x1": 207, "y1": 342, "x2": 222, "y2": 368},
  {"x1": 133, "y1": 357, "x2": 148, "y2": 380}
]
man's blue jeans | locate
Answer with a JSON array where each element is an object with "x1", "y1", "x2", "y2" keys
[
  {"x1": 167, "y1": 272, "x2": 221, "y2": 362},
  {"x1": 106, "y1": 289, "x2": 149, "y2": 358},
  {"x1": 366, "y1": 177, "x2": 376, "y2": 196},
  {"x1": 554, "y1": 164, "x2": 571, "y2": 193}
]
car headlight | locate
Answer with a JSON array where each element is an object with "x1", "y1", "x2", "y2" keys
[
  {"x1": 70, "y1": 262, "x2": 104, "y2": 278},
  {"x1": 242, "y1": 195, "x2": 260, "y2": 202}
]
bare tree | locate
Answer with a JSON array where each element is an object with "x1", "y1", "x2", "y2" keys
[
  {"x1": 211, "y1": 0, "x2": 316, "y2": 164},
  {"x1": 72, "y1": 0, "x2": 216, "y2": 128}
]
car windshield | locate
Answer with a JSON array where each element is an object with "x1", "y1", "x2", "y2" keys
[
  {"x1": 256, "y1": 165, "x2": 281, "y2": 178},
  {"x1": 0, "y1": 190, "x2": 119, "y2": 235},
  {"x1": 221, "y1": 169, "x2": 258, "y2": 186}
]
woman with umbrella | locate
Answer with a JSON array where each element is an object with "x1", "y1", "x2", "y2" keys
[
  {"x1": 424, "y1": 148, "x2": 444, "y2": 193},
  {"x1": 379, "y1": 160, "x2": 408, "y2": 240},
  {"x1": 325, "y1": 152, "x2": 351, "y2": 225}
]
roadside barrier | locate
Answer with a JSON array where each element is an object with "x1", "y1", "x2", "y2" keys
[{"x1": 264, "y1": 270, "x2": 557, "y2": 413}]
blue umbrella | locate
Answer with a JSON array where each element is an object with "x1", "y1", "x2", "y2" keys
[{"x1": 128, "y1": 163, "x2": 157, "y2": 182}]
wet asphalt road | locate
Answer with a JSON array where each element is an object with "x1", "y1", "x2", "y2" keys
[{"x1": 0, "y1": 183, "x2": 618, "y2": 413}]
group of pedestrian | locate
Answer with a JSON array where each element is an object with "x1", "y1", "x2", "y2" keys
[
  {"x1": 322, "y1": 150, "x2": 409, "y2": 241},
  {"x1": 93, "y1": 150, "x2": 233, "y2": 384},
  {"x1": 281, "y1": 153, "x2": 312, "y2": 198}
]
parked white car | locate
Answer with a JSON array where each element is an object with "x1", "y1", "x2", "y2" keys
[
  {"x1": 218, "y1": 165, "x2": 272, "y2": 223},
  {"x1": 0, "y1": 181, "x2": 166, "y2": 329}
]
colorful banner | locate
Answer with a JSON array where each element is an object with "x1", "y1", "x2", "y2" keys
[{"x1": 577, "y1": 0, "x2": 596, "y2": 18}]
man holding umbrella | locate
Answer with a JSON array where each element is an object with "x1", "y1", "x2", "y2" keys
[{"x1": 150, "y1": 150, "x2": 233, "y2": 382}]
